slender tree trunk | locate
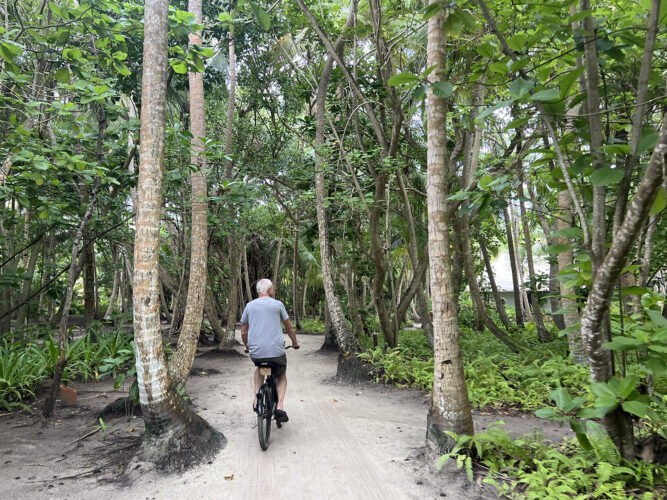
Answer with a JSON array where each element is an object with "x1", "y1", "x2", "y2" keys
[
  {"x1": 131, "y1": 0, "x2": 223, "y2": 468},
  {"x1": 479, "y1": 234, "x2": 512, "y2": 330},
  {"x1": 503, "y1": 206, "x2": 524, "y2": 327},
  {"x1": 168, "y1": 0, "x2": 209, "y2": 387},
  {"x1": 103, "y1": 247, "x2": 119, "y2": 319},
  {"x1": 204, "y1": 286, "x2": 225, "y2": 344},
  {"x1": 82, "y1": 230, "x2": 96, "y2": 331},
  {"x1": 519, "y1": 173, "x2": 550, "y2": 341},
  {"x1": 634, "y1": 215, "x2": 658, "y2": 315},
  {"x1": 580, "y1": 114, "x2": 667, "y2": 459},
  {"x1": 557, "y1": 189, "x2": 588, "y2": 364},
  {"x1": 242, "y1": 236, "x2": 252, "y2": 301},
  {"x1": 291, "y1": 226, "x2": 301, "y2": 330},
  {"x1": 42, "y1": 178, "x2": 100, "y2": 418},
  {"x1": 345, "y1": 265, "x2": 365, "y2": 338},
  {"x1": 15, "y1": 234, "x2": 43, "y2": 329},
  {"x1": 272, "y1": 237, "x2": 282, "y2": 289},
  {"x1": 426, "y1": 3, "x2": 474, "y2": 449},
  {"x1": 307, "y1": 1, "x2": 359, "y2": 352},
  {"x1": 220, "y1": 238, "x2": 240, "y2": 348}
]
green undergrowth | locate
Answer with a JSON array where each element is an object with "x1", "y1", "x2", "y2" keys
[
  {"x1": 0, "y1": 325, "x2": 135, "y2": 412},
  {"x1": 298, "y1": 317, "x2": 325, "y2": 334},
  {"x1": 441, "y1": 421, "x2": 664, "y2": 499},
  {"x1": 357, "y1": 326, "x2": 591, "y2": 411}
]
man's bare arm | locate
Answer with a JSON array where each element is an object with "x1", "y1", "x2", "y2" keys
[
  {"x1": 283, "y1": 319, "x2": 299, "y2": 349},
  {"x1": 241, "y1": 323, "x2": 249, "y2": 352}
]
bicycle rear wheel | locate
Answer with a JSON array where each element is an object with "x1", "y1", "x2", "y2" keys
[{"x1": 257, "y1": 385, "x2": 273, "y2": 450}]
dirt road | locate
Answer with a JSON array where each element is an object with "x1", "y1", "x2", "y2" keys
[{"x1": 0, "y1": 330, "x2": 570, "y2": 499}]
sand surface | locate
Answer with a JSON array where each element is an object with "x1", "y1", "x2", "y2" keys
[{"x1": 0, "y1": 330, "x2": 572, "y2": 499}]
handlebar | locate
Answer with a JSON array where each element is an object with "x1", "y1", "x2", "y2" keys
[{"x1": 244, "y1": 343, "x2": 299, "y2": 354}]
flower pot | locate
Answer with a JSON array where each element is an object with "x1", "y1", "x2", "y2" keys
[{"x1": 59, "y1": 384, "x2": 77, "y2": 406}]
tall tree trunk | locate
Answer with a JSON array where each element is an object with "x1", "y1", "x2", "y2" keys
[
  {"x1": 557, "y1": 190, "x2": 588, "y2": 364},
  {"x1": 503, "y1": 206, "x2": 524, "y2": 327},
  {"x1": 15, "y1": 234, "x2": 43, "y2": 330},
  {"x1": 479, "y1": 234, "x2": 512, "y2": 330},
  {"x1": 220, "y1": 238, "x2": 240, "y2": 348},
  {"x1": 168, "y1": 0, "x2": 209, "y2": 387},
  {"x1": 306, "y1": 1, "x2": 359, "y2": 352},
  {"x1": 272, "y1": 237, "x2": 282, "y2": 290},
  {"x1": 42, "y1": 178, "x2": 100, "y2": 418},
  {"x1": 344, "y1": 265, "x2": 365, "y2": 338},
  {"x1": 103, "y1": 246, "x2": 119, "y2": 319},
  {"x1": 82, "y1": 229, "x2": 96, "y2": 331},
  {"x1": 242, "y1": 236, "x2": 252, "y2": 301},
  {"x1": 519, "y1": 173, "x2": 550, "y2": 341},
  {"x1": 205, "y1": 286, "x2": 225, "y2": 344},
  {"x1": 291, "y1": 226, "x2": 301, "y2": 330},
  {"x1": 580, "y1": 114, "x2": 667, "y2": 459},
  {"x1": 633, "y1": 215, "x2": 658, "y2": 316},
  {"x1": 426, "y1": 3, "x2": 474, "y2": 449},
  {"x1": 131, "y1": 0, "x2": 223, "y2": 468}
]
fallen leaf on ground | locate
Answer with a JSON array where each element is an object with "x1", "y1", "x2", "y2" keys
[
  {"x1": 333, "y1": 399, "x2": 338, "y2": 403},
  {"x1": 224, "y1": 474, "x2": 234, "y2": 481}
]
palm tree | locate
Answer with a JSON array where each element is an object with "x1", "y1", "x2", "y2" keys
[
  {"x1": 425, "y1": 0, "x2": 474, "y2": 449},
  {"x1": 168, "y1": 0, "x2": 209, "y2": 387},
  {"x1": 132, "y1": 0, "x2": 223, "y2": 469}
]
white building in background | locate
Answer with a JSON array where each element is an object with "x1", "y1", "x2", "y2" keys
[{"x1": 479, "y1": 248, "x2": 552, "y2": 312}]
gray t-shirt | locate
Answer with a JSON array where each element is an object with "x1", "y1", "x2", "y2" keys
[{"x1": 241, "y1": 297, "x2": 289, "y2": 359}]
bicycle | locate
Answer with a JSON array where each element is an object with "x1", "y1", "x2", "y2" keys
[{"x1": 254, "y1": 345, "x2": 297, "y2": 450}]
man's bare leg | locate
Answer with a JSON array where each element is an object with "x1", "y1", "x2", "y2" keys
[
  {"x1": 276, "y1": 372, "x2": 287, "y2": 411},
  {"x1": 253, "y1": 368, "x2": 262, "y2": 409}
]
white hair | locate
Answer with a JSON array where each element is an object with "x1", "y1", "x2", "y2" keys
[{"x1": 256, "y1": 278, "x2": 273, "y2": 296}]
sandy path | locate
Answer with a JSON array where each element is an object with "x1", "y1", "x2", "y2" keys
[{"x1": 0, "y1": 329, "x2": 571, "y2": 499}]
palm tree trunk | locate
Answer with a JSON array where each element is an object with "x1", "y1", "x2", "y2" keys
[
  {"x1": 131, "y1": 0, "x2": 223, "y2": 468},
  {"x1": 426, "y1": 2, "x2": 474, "y2": 449},
  {"x1": 168, "y1": 0, "x2": 209, "y2": 386}
]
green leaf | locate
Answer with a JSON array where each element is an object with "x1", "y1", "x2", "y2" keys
[
  {"x1": 531, "y1": 88, "x2": 560, "y2": 102},
  {"x1": 444, "y1": 11, "x2": 462, "y2": 37},
  {"x1": 617, "y1": 376, "x2": 637, "y2": 399},
  {"x1": 535, "y1": 407, "x2": 559, "y2": 419},
  {"x1": 478, "y1": 174, "x2": 494, "y2": 189},
  {"x1": 488, "y1": 62, "x2": 508, "y2": 74},
  {"x1": 590, "y1": 166, "x2": 625, "y2": 186},
  {"x1": 63, "y1": 48, "x2": 82, "y2": 61},
  {"x1": 506, "y1": 117, "x2": 529, "y2": 130},
  {"x1": 550, "y1": 387, "x2": 574, "y2": 411},
  {"x1": 601, "y1": 144, "x2": 631, "y2": 155},
  {"x1": 558, "y1": 67, "x2": 584, "y2": 97},
  {"x1": 578, "y1": 406, "x2": 614, "y2": 419},
  {"x1": 476, "y1": 43, "x2": 494, "y2": 59},
  {"x1": 431, "y1": 81, "x2": 453, "y2": 98},
  {"x1": 422, "y1": 2, "x2": 442, "y2": 20},
  {"x1": 0, "y1": 41, "x2": 22, "y2": 61},
  {"x1": 506, "y1": 34, "x2": 526, "y2": 52},
  {"x1": 509, "y1": 78, "x2": 534, "y2": 98},
  {"x1": 412, "y1": 85, "x2": 427, "y2": 100},
  {"x1": 647, "y1": 309, "x2": 667, "y2": 327},
  {"x1": 546, "y1": 243, "x2": 571, "y2": 254},
  {"x1": 649, "y1": 188, "x2": 666, "y2": 215},
  {"x1": 170, "y1": 59, "x2": 188, "y2": 74},
  {"x1": 476, "y1": 98, "x2": 516, "y2": 120},
  {"x1": 569, "y1": 9, "x2": 593, "y2": 23},
  {"x1": 638, "y1": 127, "x2": 658, "y2": 154},
  {"x1": 55, "y1": 67, "x2": 70, "y2": 84},
  {"x1": 621, "y1": 400, "x2": 648, "y2": 418},
  {"x1": 387, "y1": 72, "x2": 418, "y2": 86}
]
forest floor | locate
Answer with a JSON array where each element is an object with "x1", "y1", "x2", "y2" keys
[{"x1": 0, "y1": 328, "x2": 573, "y2": 499}]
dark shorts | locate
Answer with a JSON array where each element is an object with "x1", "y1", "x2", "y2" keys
[{"x1": 251, "y1": 354, "x2": 287, "y2": 377}]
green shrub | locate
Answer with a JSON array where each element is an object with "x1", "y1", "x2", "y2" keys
[
  {"x1": 299, "y1": 317, "x2": 325, "y2": 334},
  {"x1": 0, "y1": 340, "x2": 47, "y2": 412},
  {"x1": 441, "y1": 422, "x2": 665, "y2": 499}
]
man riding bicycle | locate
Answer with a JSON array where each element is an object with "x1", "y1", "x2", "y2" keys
[{"x1": 241, "y1": 278, "x2": 299, "y2": 423}]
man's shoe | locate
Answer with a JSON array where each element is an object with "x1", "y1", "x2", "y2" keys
[{"x1": 275, "y1": 409, "x2": 289, "y2": 423}]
